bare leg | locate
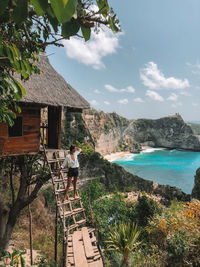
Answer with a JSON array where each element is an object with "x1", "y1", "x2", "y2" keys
[
  {"x1": 73, "y1": 176, "x2": 78, "y2": 199},
  {"x1": 63, "y1": 177, "x2": 72, "y2": 202}
]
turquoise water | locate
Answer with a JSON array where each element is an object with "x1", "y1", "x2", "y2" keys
[{"x1": 113, "y1": 148, "x2": 200, "y2": 194}]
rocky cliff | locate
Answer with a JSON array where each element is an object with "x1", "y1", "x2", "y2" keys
[
  {"x1": 82, "y1": 109, "x2": 141, "y2": 155},
  {"x1": 125, "y1": 114, "x2": 200, "y2": 151},
  {"x1": 63, "y1": 109, "x2": 200, "y2": 154},
  {"x1": 83, "y1": 110, "x2": 200, "y2": 154},
  {"x1": 191, "y1": 168, "x2": 200, "y2": 200}
]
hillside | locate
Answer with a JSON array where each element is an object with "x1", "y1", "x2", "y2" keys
[{"x1": 63, "y1": 109, "x2": 200, "y2": 155}]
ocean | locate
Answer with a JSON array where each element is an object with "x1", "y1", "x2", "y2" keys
[{"x1": 113, "y1": 148, "x2": 200, "y2": 194}]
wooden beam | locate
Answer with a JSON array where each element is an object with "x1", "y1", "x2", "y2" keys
[
  {"x1": 73, "y1": 231, "x2": 88, "y2": 267},
  {"x1": 82, "y1": 227, "x2": 95, "y2": 259}
]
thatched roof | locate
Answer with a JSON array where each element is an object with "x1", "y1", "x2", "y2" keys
[{"x1": 19, "y1": 54, "x2": 90, "y2": 110}]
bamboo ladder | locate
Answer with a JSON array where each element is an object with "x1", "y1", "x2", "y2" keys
[
  {"x1": 43, "y1": 148, "x2": 87, "y2": 239},
  {"x1": 42, "y1": 146, "x2": 103, "y2": 267}
]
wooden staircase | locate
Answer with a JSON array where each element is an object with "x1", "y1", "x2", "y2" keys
[{"x1": 44, "y1": 149, "x2": 103, "y2": 267}]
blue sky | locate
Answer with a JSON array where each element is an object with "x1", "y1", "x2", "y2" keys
[{"x1": 46, "y1": 0, "x2": 200, "y2": 121}]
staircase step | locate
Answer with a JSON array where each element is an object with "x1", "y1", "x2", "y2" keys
[
  {"x1": 55, "y1": 189, "x2": 66, "y2": 194},
  {"x1": 77, "y1": 219, "x2": 87, "y2": 225},
  {"x1": 64, "y1": 219, "x2": 86, "y2": 232},
  {"x1": 48, "y1": 159, "x2": 58, "y2": 163},
  {"x1": 60, "y1": 208, "x2": 84, "y2": 218},
  {"x1": 53, "y1": 178, "x2": 68, "y2": 183},
  {"x1": 57, "y1": 196, "x2": 81, "y2": 206}
]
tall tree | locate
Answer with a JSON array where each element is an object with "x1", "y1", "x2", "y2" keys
[
  {"x1": 0, "y1": 0, "x2": 120, "y2": 125},
  {"x1": 0, "y1": 155, "x2": 50, "y2": 252}
]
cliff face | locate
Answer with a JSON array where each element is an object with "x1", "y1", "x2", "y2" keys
[
  {"x1": 63, "y1": 109, "x2": 200, "y2": 154},
  {"x1": 83, "y1": 111, "x2": 200, "y2": 153},
  {"x1": 125, "y1": 114, "x2": 200, "y2": 151},
  {"x1": 82, "y1": 109, "x2": 141, "y2": 155},
  {"x1": 191, "y1": 168, "x2": 200, "y2": 200}
]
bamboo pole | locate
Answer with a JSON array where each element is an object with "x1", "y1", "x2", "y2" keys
[
  {"x1": 55, "y1": 206, "x2": 58, "y2": 266},
  {"x1": 28, "y1": 187, "x2": 33, "y2": 265}
]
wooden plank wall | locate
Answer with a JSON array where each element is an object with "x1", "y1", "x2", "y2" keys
[{"x1": 0, "y1": 105, "x2": 41, "y2": 157}]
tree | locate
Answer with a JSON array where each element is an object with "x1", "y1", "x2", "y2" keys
[
  {"x1": 0, "y1": 0, "x2": 120, "y2": 125},
  {"x1": 0, "y1": 155, "x2": 50, "y2": 252},
  {"x1": 106, "y1": 222, "x2": 141, "y2": 267}
]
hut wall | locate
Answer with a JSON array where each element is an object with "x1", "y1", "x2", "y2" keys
[
  {"x1": 0, "y1": 106, "x2": 41, "y2": 157},
  {"x1": 48, "y1": 106, "x2": 61, "y2": 149}
]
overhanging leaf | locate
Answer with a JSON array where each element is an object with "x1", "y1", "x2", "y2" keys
[
  {"x1": 13, "y1": 0, "x2": 28, "y2": 24},
  {"x1": 50, "y1": 0, "x2": 77, "y2": 23},
  {"x1": 81, "y1": 26, "x2": 91, "y2": 41},
  {"x1": 62, "y1": 19, "x2": 80, "y2": 38},
  {"x1": 31, "y1": 0, "x2": 48, "y2": 17}
]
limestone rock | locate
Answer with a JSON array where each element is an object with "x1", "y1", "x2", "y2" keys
[
  {"x1": 191, "y1": 168, "x2": 200, "y2": 200},
  {"x1": 125, "y1": 115, "x2": 200, "y2": 151}
]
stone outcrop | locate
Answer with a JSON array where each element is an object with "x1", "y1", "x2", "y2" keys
[
  {"x1": 125, "y1": 114, "x2": 200, "y2": 151},
  {"x1": 64, "y1": 109, "x2": 200, "y2": 154},
  {"x1": 79, "y1": 152, "x2": 190, "y2": 204},
  {"x1": 82, "y1": 109, "x2": 141, "y2": 155},
  {"x1": 191, "y1": 168, "x2": 200, "y2": 200}
]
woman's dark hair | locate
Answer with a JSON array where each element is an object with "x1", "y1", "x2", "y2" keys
[{"x1": 70, "y1": 145, "x2": 75, "y2": 152}]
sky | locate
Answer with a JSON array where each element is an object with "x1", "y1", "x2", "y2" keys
[{"x1": 46, "y1": 0, "x2": 200, "y2": 121}]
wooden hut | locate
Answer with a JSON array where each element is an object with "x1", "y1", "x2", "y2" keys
[{"x1": 0, "y1": 55, "x2": 90, "y2": 157}]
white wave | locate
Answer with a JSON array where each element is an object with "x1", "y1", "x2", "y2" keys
[
  {"x1": 113, "y1": 153, "x2": 135, "y2": 162},
  {"x1": 142, "y1": 147, "x2": 165, "y2": 153}
]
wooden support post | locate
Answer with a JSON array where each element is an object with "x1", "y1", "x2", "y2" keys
[
  {"x1": 63, "y1": 236, "x2": 66, "y2": 267},
  {"x1": 28, "y1": 187, "x2": 33, "y2": 266},
  {"x1": 54, "y1": 206, "x2": 58, "y2": 266}
]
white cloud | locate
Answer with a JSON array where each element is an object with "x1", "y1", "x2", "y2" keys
[
  {"x1": 192, "y1": 103, "x2": 198, "y2": 107},
  {"x1": 118, "y1": 98, "x2": 128, "y2": 104},
  {"x1": 171, "y1": 102, "x2": 183, "y2": 108},
  {"x1": 133, "y1": 97, "x2": 145, "y2": 103},
  {"x1": 167, "y1": 93, "x2": 178, "y2": 101},
  {"x1": 104, "y1": 101, "x2": 110, "y2": 105},
  {"x1": 187, "y1": 62, "x2": 200, "y2": 75},
  {"x1": 180, "y1": 91, "x2": 192, "y2": 96},
  {"x1": 90, "y1": 99, "x2": 99, "y2": 106},
  {"x1": 140, "y1": 62, "x2": 190, "y2": 90},
  {"x1": 94, "y1": 89, "x2": 101, "y2": 94},
  {"x1": 146, "y1": 90, "x2": 164, "y2": 102},
  {"x1": 63, "y1": 27, "x2": 120, "y2": 70},
  {"x1": 105, "y1": 84, "x2": 135, "y2": 93}
]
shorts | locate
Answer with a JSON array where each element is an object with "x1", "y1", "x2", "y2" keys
[{"x1": 68, "y1": 167, "x2": 79, "y2": 178}]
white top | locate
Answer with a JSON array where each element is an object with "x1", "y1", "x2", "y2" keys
[{"x1": 61, "y1": 149, "x2": 81, "y2": 169}]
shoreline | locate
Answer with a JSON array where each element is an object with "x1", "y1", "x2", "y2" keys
[
  {"x1": 103, "y1": 145, "x2": 153, "y2": 162},
  {"x1": 103, "y1": 151, "x2": 131, "y2": 161}
]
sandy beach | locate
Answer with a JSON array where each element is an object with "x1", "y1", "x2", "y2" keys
[
  {"x1": 103, "y1": 151, "x2": 131, "y2": 161},
  {"x1": 103, "y1": 146, "x2": 153, "y2": 161}
]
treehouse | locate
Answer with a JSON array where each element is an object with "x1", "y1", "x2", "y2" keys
[{"x1": 0, "y1": 55, "x2": 90, "y2": 157}]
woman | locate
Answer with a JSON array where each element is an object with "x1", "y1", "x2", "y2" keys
[{"x1": 59, "y1": 145, "x2": 81, "y2": 201}]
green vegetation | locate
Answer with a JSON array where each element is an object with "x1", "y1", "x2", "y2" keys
[
  {"x1": 80, "y1": 180, "x2": 200, "y2": 266},
  {"x1": 0, "y1": 249, "x2": 26, "y2": 267},
  {"x1": 62, "y1": 111, "x2": 93, "y2": 149},
  {"x1": 106, "y1": 222, "x2": 141, "y2": 267}
]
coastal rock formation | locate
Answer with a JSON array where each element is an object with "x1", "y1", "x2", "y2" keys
[
  {"x1": 64, "y1": 109, "x2": 200, "y2": 154},
  {"x1": 191, "y1": 168, "x2": 200, "y2": 200},
  {"x1": 79, "y1": 152, "x2": 190, "y2": 204},
  {"x1": 125, "y1": 114, "x2": 200, "y2": 151},
  {"x1": 82, "y1": 109, "x2": 141, "y2": 155}
]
